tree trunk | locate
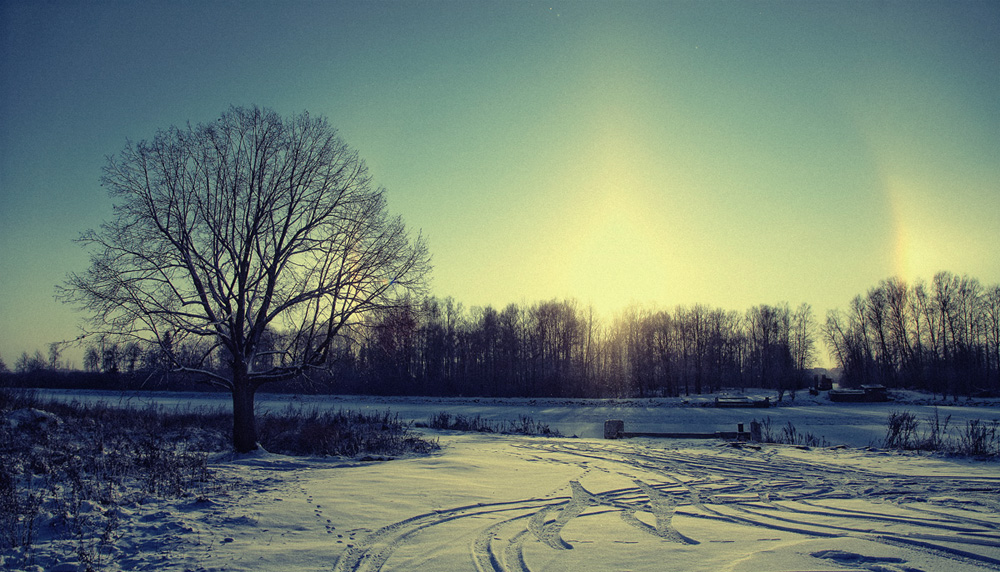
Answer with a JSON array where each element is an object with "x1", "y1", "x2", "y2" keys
[{"x1": 232, "y1": 367, "x2": 258, "y2": 453}]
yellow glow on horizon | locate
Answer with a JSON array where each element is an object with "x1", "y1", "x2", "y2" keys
[
  {"x1": 885, "y1": 174, "x2": 951, "y2": 283},
  {"x1": 530, "y1": 96, "x2": 684, "y2": 316},
  {"x1": 563, "y1": 188, "x2": 668, "y2": 315}
]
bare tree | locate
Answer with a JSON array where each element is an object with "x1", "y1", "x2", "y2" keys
[
  {"x1": 865, "y1": 284, "x2": 894, "y2": 384},
  {"x1": 15, "y1": 350, "x2": 46, "y2": 374},
  {"x1": 986, "y1": 285, "x2": 1000, "y2": 389},
  {"x1": 790, "y1": 302, "x2": 816, "y2": 372},
  {"x1": 47, "y1": 342, "x2": 62, "y2": 370},
  {"x1": 60, "y1": 106, "x2": 430, "y2": 452},
  {"x1": 884, "y1": 277, "x2": 913, "y2": 376},
  {"x1": 83, "y1": 346, "x2": 101, "y2": 373},
  {"x1": 912, "y1": 279, "x2": 939, "y2": 369},
  {"x1": 122, "y1": 341, "x2": 143, "y2": 373}
]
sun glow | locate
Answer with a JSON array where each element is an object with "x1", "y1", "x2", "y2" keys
[
  {"x1": 564, "y1": 192, "x2": 669, "y2": 315},
  {"x1": 884, "y1": 173, "x2": 977, "y2": 284},
  {"x1": 532, "y1": 100, "x2": 682, "y2": 316}
]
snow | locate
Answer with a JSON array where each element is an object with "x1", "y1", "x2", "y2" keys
[
  {"x1": 6, "y1": 390, "x2": 1000, "y2": 571},
  {"x1": 35, "y1": 387, "x2": 1000, "y2": 447}
]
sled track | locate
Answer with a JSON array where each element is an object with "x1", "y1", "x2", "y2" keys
[{"x1": 332, "y1": 440, "x2": 1000, "y2": 571}]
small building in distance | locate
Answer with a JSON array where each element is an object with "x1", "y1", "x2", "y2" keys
[
  {"x1": 829, "y1": 385, "x2": 889, "y2": 403},
  {"x1": 714, "y1": 395, "x2": 771, "y2": 408}
]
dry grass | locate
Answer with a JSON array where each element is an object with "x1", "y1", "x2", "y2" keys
[
  {"x1": 426, "y1": 411, "x2": 561, "y2": 436},
  {"x1": 259, "y1": 406, "x2": 439, "y2": 457},
  {"x1": 0, "y1": 388, "x2": 438, "y2": 568},
  {"x1": 883, "y1": 408, "x2": 1000, "y2": 457}
]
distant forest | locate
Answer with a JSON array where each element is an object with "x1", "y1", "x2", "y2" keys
[
  {"x1": 823, "y1": 271, "x2": 999, "y2": 398},
  {"x1": 4, "y1": 271, "x2": 999, "y2": 399}
]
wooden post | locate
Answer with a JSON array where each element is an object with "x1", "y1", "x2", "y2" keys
[{"x1": 604, "y1": 419, "x2": 625, "y2": 439}]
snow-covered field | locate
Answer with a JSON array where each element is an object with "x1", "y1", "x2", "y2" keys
[{"x1": 10, "y1": 390, "x2": 1000, "y2": 571}]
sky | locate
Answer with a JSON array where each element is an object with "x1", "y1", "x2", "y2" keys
[{"x1": 1, "y1": 0, "x2": 998, "y2": 370}]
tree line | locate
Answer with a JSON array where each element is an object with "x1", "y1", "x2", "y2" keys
[
  {"x1": 31, "y1": 270, "x2": 999, "y2": 400},
  {"x1": 19, "y1": 298, "x2": 815, "y2": 399},
  {"x1": 305, "y1": 297, "x2": 819, "y2": 399},
  {"x1": 823, "y1": 271, "x2": 1000, "y2": 398},
  {"x1": 8, "y1": 274, "x2": 998, "y2": 400}
]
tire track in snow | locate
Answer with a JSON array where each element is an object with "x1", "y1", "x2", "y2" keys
[
  {"x1": 332, "y1": 439, "x2": 1000, "y2": 571},
  {"x1": 623, "y1": 479, "x2": 699, "y2": 544},
  {"x1": 530, "y1": 440, "x2": 1000, "y2": 568},
  {"x1": 332, "y1": 498, "x2": 567, "y2": 572}
]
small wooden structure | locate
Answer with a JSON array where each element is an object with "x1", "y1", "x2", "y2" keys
[
  {"x1": 829, "y1": 385, "x2": 889, "y2": 403},
  {"x1": 813, "y1": 375, "x2": 834, "y2": 391},
  {"x1": 605, "y1": 420, "x2": 751, "y2": 441},
  {"x1": 714, "y1": 395, "x2": 770, "y2": 408}
]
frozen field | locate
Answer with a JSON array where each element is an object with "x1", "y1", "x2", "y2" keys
[
  {"x1": 13, "y1": 389, "x2": 1000, "y2": 572},
  {"x1": 36, "y1": 388, "x2": 1000, "y2": 447}
]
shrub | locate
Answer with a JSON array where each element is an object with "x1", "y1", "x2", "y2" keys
[
  {"x1": 879, "y1": 408, "x2": 998, "y2": 458},
  {"x1": 920, "y1": 408, "x2": 951, "y2": 451},
  {"x1": 257, "y1": 406, "x2": 439, "y2": 457},
  {"x1": 956, "y1": 419, "x2": 1000, "y2": 457},
  {"x1": 751, "y1": 417, "x2": 828, "y2": 448},
  {"x1": 428, "y1": 412, "x2": 561, "y2": 436},
  {"x1": 884, "y1": 410, "x2": 920, "y2": 450}
]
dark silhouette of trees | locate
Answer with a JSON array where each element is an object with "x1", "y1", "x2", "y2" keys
[
  {"x1": 46, "y1": 112, "x2": 989, "y2": 406},
  {"x1": 39, "y1": 269, "x2": 998, "y2": 399},
  {"x1": 47, "y1": 343, "x2": 62, "y2": 370},
  {"x1": 15, "y1": 351, "x2": 47, "y2": 374},
  {"x1": 823, "y1": 272, "x2": 1000, "y2": 397},
  {"x1": 83, "y1": 346, "x2": 101, "y2": 373},
  {"x1": 334, "y1": 296, "x2": 814, "y2": 399},
  {"x1": 60, "y1": 106, "x2": 429, "y2": 452},
  {"x1": 986, "y1": 284, "x2": 1000, "y2": 387}
]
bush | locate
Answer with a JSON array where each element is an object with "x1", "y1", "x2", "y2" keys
[
  {"x1": 956, "y1": 419, "x2": 1000, "y2": 457},
  {"x1": 921, "y1": 408, "x2": 952, "y2": 451},
  {"x1": 427, "y1": 412, "x2": 561, "y2": 436},
  {"x1": 258, "y1": 406, "x2": 439, "y2": 457},
  {"x1": 884, "y1": 410, "x2": 919, "y2": 450},
  {"x1": 752, "y1": 417, "x2": 828, "y2": 448},
  {"x1": 880, "y1": 408, "x2": 999, "y2": 458}
]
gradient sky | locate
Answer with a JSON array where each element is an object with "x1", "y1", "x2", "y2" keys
[{"x1": 2, "y1": 1, "x2": 998, "y2": 369}]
